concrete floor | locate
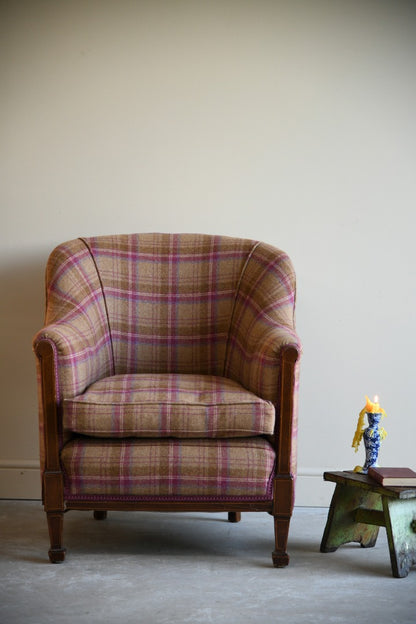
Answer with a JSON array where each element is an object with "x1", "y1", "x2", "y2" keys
[{"x1": 0, "y1": 501, "x2": 414, "y2": 624}]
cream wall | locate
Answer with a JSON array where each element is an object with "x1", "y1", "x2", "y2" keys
[{"x1": 2, "y1": 0, "x2": 415, "y2": 505}]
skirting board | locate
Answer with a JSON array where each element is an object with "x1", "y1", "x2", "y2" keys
[
  {"x1": 0, "y1": 463, "x2": 334, "y2": 507},
  {"x1": 0, "y1": 461, "x2": 41, "y2": 500},
  {"x1": 295, "y1": 469, "x2": 335, "y2": 508}
]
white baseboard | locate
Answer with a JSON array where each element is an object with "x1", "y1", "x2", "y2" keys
[
  {"x1": 0, "y1": 461, "x2": 333, "y2": 507},
  {"x1": 0, "y1": 460, "x2": 41, "y2": 500},
  {"x1": 296, "y1": 468, "x2": 334, "y2": 507}
]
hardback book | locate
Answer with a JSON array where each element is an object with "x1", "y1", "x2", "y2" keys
[{"x1": 368, "y1": 466, "x2": 416, "y2": 487}]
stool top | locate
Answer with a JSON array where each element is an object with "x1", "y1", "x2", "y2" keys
[{"x1": 323, "y1": 470, "x2": 416, "y2": 500}]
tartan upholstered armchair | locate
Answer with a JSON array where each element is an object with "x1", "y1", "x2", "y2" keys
[{"x1": 33, "y1": 233, "x2": 301, "y2": 566}]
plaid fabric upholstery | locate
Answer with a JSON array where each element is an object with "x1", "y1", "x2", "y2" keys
[
  {"x1": 82, "y1": 233, "x2": 255, "y2": 376},
  {"x1": 61, "y1": 437, "x2": 276, "y2": 499},
  {"x1": 224, "y1": 241, "x2": 298, "y2": 404},
  {"x1": 33, "y1": 234, "x2": 300, "y2": 403},
  {"x1": 289, "y1": 357, "x2": 300, "y2": 480},
  {"x1": 33, "y1": 233, "x2": 301, "y2": 488},
  {"x1": 33, "y1": 238, "x2": 114, "y2": 399},
  {"x1": 222, "y1": 241, "x2": 300, "y2": 477},
  {"x1": 63, "y1": 373, "x2": 275, "y2": 438},
  {"x1": 33, "y1": 238, "x2": 114, "y2": 474}
]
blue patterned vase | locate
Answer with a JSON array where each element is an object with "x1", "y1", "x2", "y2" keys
[{"x1": 362, "y1": 412, "x2": 382, "y2": 474}]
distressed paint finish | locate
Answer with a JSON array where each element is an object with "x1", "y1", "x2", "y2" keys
[
  {"x1": 320, "y1": 471, "x2": 416, "y2": 578},
  {"x1": 320, "y1": 483, "x2": 382, "y2": 551},
  {"x1": 383, "y1": 497, "x2": 416, "y2": 578}
]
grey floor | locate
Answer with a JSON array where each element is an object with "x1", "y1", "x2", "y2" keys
[{"x1": 0, "y1": 501, "x2": 414, "y2": 624}]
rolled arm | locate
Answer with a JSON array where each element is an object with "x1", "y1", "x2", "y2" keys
[
  {"x1": 224, "y1": 240, "x2": 301, "y2": 485},
  {"x1": 225, "y1": 240, "x2": 300, "y2": 402},
  {"x1": 33, "y1": 314, "x2": 114, "y2": 485},
  {"x1": 226, "y1": 324, "x2": 300, "y2": 480},
  {"x1": 225, "y1": 322, "x2": 301, "y2": 404},
  {"x1": 33, "y1": 313, "x2": 114, "y2": 401}
]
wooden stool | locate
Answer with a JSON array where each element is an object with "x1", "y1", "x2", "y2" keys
[{"x1": 320, "y1": 471, "x2": 416, "y2": 578}]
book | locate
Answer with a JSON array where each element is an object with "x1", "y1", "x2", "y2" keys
[{"x1": 368, "y1": 466, "x2": 416, "y2": 487}]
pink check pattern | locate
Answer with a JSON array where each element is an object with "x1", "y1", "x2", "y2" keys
[
  {"x1": 63, "y1": 373, "x2": 275, "y2": 438},
  {"x1": 61, "y1": 437, "x2": 276, "y2": 499},
  {"x1": 33, "y1": 233, "x2": 301, "y2": 500}
]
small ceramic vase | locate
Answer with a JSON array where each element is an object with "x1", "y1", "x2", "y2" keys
[{"x1": 362, "y1": 412, "x2": 382, "y2": 474}]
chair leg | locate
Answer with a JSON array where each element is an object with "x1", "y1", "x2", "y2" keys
[
  {"x1": 272, "y1": 514, "x2": 290, "y2": 567},
  {"x1": 47, "y1": 511, "x2": 66, "y2": 563},
  {"x1": 93, "y1": 510, "x2": 108, "y2": 520},
  {"x1": 228, "y1": 511, "x2": 241, "y2": 523}
]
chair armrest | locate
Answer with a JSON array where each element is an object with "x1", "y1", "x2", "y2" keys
[
  {"x1": 225, "y1": 240, "x2": 300, "y2": 403},
  {"x1": 226, "y1": 322, "x2": 301, "y2": 404},
  {"x1": 226, "y1": 313, "x2": 301, "y2": 483},
  {"x1": 246, "y1": 329, "x2": 300, "y2": 483},
  {"x1": 33, "y1": 315, "x2": 113, "y2": 400},
  {"x1": 33, "y1": 316, "x2": 114, "y2": 483}
]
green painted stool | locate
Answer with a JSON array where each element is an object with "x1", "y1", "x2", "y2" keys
[{"x1": 320, "y1": 471, "x2": 416, "y2": 578}]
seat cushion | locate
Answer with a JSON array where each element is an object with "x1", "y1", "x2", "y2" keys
[
  {"x1": 61, "y1": 437, "x2": 276, "y2": 499},
  {"x1": 63, "y1": 373, "x2": 275, "y2": 438}
]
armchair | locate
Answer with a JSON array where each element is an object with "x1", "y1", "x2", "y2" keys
[{"x1": 33, "y1": 233, "x2": 301, "y2": 565}]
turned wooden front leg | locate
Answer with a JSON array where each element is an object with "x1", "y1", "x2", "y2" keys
[
  {"x1": 47, "y1": 512, "x2": 66, "y2": 563},
  {"x1": 272, "y1": 476, "x2": 294, "y2": 567},
  {"x1": 320, "y1": 483, "x2": 381, "y2": 553},
  {"x1": 272, "y1": 515, "x2": 291, "y2": 567},
  {"x1": 44, "y1": 471, "x2": 66, "y2": 563}
]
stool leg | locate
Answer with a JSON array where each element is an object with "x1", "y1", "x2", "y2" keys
[
  {"x1": 383, "y1": 498, "x2": 416, "y2": 578},
  {"x1": 320, "y1": 484, "x2": 381, "y2": 553}
]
